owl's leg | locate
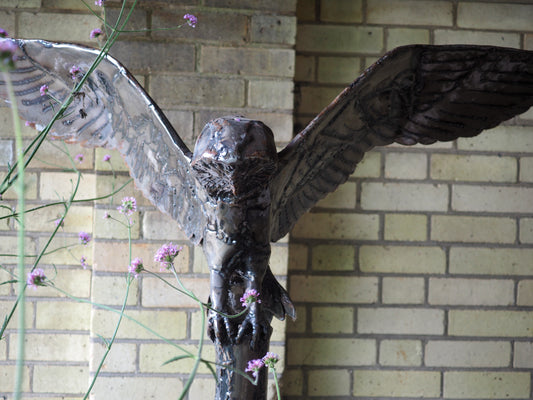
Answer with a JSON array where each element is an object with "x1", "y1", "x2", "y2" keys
[{"x1": 207, "y1": 269, "x2": 236, "y2": 344}]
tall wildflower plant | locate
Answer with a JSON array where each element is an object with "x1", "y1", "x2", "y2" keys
[{"x1": 0, "y1": 2, "x2": 283, "y2": 399}]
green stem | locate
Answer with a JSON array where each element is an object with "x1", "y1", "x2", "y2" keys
[{"x1": 271, "y1": 368, "x2": 281, "y2": 400}]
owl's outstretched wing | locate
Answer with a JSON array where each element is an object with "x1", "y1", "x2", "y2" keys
[
  {"x1": 0, "y1": 39, "x2": 206, "y2": 244},
  {"x1": 270, "y1": 44, "x2": 533, "y2": 242}
]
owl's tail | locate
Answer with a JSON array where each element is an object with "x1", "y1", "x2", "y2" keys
[{"x1": 261, "y1": 266, "x2": 296, "y2": 321}]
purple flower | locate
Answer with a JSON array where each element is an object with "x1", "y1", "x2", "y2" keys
[
  {"x1": 103, "y1": 154, "x2": 111, "y2": 162},
  {"x1": 74, "y1": 153, "x2": 84, "y2": 163},
  {"x1": 245, "y1": 358, "x2": 264, "y2": 379},
  {"x1": 39, "y1": 84, "x2": 49, "y2": 96},
  {"x1": 95, "y1": 0, "x2": 105, "y2": 6},
  {"x1": 154, "y1": 242, "x2": 181, "y2": 270},
  {"x1": 27, "y1": 268, "x2": 46, "y2": 289},
  {"x1": 240, "y1": 289, "x2": 261, "y2": 308},
  {"x1": 262, "y1": 352, "x2": 279, "y2": 369},
  {"x1": 183, "y1": 14, "x2": 197, "y2": 28},
  {"x1": 80, "y1": 255, "x2": 88, "y2": 269},
  {"x1": 90, "y1": 28, "x2": 103, "y2": 39},
  {"x1": 69, "y1": 65, "x2": 81, "y2": 80},
  {"x1": 79, "y1": 231, "x2": 91, "y2": 245},
  {"x1": 0, "y1": 39, "x2": 17, "y2": 65},
  {"x1": 128, "y1": 257, "x2": 144, "y2": 278},
  {"x1": 102, "y1": 211, "x2": 111, "y2": 219},
  {"x1": 117, "y1": 196, "x2": 137, "y2": 217},
  {"x1": 54, "y1": 218, "x2": 64, "y2": 228},
  {"x1": 0, "y1": 29, "x2": 8, "y2": 38}
]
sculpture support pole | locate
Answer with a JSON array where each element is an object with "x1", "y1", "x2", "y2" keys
[{"x1": 214, "y1": 335, "x2": 271, "y2": 400}]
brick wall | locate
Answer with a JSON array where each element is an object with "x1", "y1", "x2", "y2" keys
[
  {"x1": 286, "y1": 0, "x2": 533, "y2": 399},
  {"x1": 0, "y1": 1, "x2": 295, "y2": 399}
]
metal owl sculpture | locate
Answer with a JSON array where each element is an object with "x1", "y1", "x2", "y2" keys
[{"x1": 2, "y1": 38, "x2": 533, "y2": 399}]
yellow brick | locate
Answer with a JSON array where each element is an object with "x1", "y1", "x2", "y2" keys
[
  {"x1": 142, "y1": 210, "x2": 189, "y2": 241},
  {"x1": 382, "y1": 277, "x2": 425, "y2": 304},
  {"x1": 311, "y1": 244, "x2": 354, "y2": 271},
  {"x1": 94, "y1": 174, "x2": 151, "y2": 206},
  {"x1": 192, "y1": 245, "x2": 209, "y2": 273},
  {"x1": 33, "y1": 365, "x2": 88, "y2": 393},
  {"x1": 270, "y1": 244, "x2": 288, "y2": 275},
  {"x1": 248, "y1": 80, "x2": 294, "y2": 110},
  {"x1": 450, "y1": 247, "x2": 533, "y2": 275},
  {"x1": 520, "y1": 157, "x2": 533, "y2": 182},
  {"x1": 36, "y1": 301, "x2": 91, "y2": 330},
  {"x1": 514, "y1": 342, "x2": 533, "y2": 368},
  {"x1": 452, "y1": 185, "x2": 533, "y2": 213},
  {"x1": 386, "y1": 28, "x2": 430, "y2": 50},
  {"x1": 320, "y1": 0, "x2": 362, "y2": 22},
  {"x1": 287, "y1": 338, "x2": 375, "y2": 366},
  {"x1": 10, "y1": 333, "x2": 88, "y2": 362},
  {"x1": 92, "y1": 275, "x2": 139, "y2": 306},
  {"x1": 315, "y1": 181, "x2": 356, "y2": 208},
  {"x1": 449, "y1": 310, "x2": 533, "y2": 337},
  {"x1": 308, "y1": 369, "x2": 350, "y2": 396},
  {"x1": 290, "y1": 275, "x2": 377, "y2": 303},
  {"x1": 360, "y1": 245, "x2": 446, "y2": 274},
  {"x1": 286, "y1": 305, "x2": 306, "y2": 334},
  {"x1": 0, "y1": 267, "x2": 12, "y2": 295},
  {"x1": 385, "y1": 152, "x2": 427, "y2": 180},
  {"x1": 384, "y1": 213, "x2": 427, "y2": 241},
  {"x1": 19, "y1": 12, "x2": 97, "y2": 43},
  {"x1": 288, "y1": 243, "x2": 307, "y2": 271},
  {"x1": 317, "y1": 57, "x2": 361, "y2": 84},
  {"x1": 0, "y1": 365, "x2": 31, "y2": 392},
  {"x1": 93, "y1": 241, "x2": 189, "y2": 274},
  {"x1": 458, "y1": 2, "x2": 533, "y2": 31},
  {"x1": 429, "y1": 278, "x2": 514, "y2": 306},
  {"x1": 351, "y1": 151, "x2": 381, "y2": 178},
  {"x1": 458, "y1": 125, "x2": 533, "y2": 152},
  {"x1": 431, "y1": 215, "x2": 516, "y2": 243},
  {"x1": 312, "y1": 306, "x2": 353, "y2": 333},
  {"x1": 39, "y1": 172, "x2": 96, "y2": 201},
  {"x1": 24, "y1": 205, "x2": 93, "y2": 233},
  {"x1": 0, "y1": 235, "x2": 36, "y2": 258},
  {"x1": 139, "y1": 342, "x2": 216, "y2": 374},
  {"x1": 90, "y1": 341, "x2": 137, "y2": 373},
  {"x1": 367, "y1": 0, "x2": 453, "y2": 26},
  {"x1": 297, "y1": 0, "x2": 316, "y2": 21},
  {"x1": 1, "y1": 300, "x2": 34, "y2": 329},
  {"x1": 431, "y1": 154, "x2": 517, "y2": 182},
  {"x1": 296, "y1": 25, "x2": 383, "y2": 54},
  {"x1": 188, "y1": 378, "x2": 216, "y2": 400},
  {"x1": 94, "y1": 208, "x2": 140, "y2": 240},
  {"x1": 518, "y1": 280, "x2": 533, "y2": 306},
  {"x1": 43, "y1": 0, "x2": 102, "y2": 10},
  {"x1": 444, "y1": 371, "x2": 530, "y2": 399},
  {"x1": 425, "y1": 340, "x2": 510, "y2": 367},
  {"x1": 94, "y1": 148, "x2": 129, "y2": 172},
  {"x1": 295, "y1": 55, "x2": 315, "y2": 82},
  {"x1": 358, "y1": 307, "x2": 444, "y2": 335},
  {"x1": 141, "y1": 276, "x2": 210, "y2": 308},
  {"x1": 434, "y1": 29, "x2": 520, "y2": 47},
  {"x1": 379, "y1": 340, "x2": 422, "y2": 366},
  {"x1": 361, "y1": 182, "x2": 448, "y2": 211},
  {"x1": 91, "y1": 376, "x2": 184, "y2": 399},
  {"x1": 22, "y1": 268, "x2": 91, "y2": 298},
  {"x1": 0, "y1": 171, "x2": 38, "y2": 200},
  {"x1": 27, "y1": 140, "x2": 94, "y2": 170},
  {"x1": 38, "y1": 237, "x2": 93, "y2": 267},
  {"x1": 353, "y1": 370, "x2": 440, "y2": 397},
  {"x1": 292, "y1": 212, "x2": 379, "y2": 240},
  {"x1": 91, "y1": 308, "x2": 187, "y2": 340}
]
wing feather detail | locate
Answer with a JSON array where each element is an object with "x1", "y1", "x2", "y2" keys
[
  {"x1": 270, "y1": 44, "x2": 533, "y2": 242},
  {"x1": 0, "y1": 39, "x2": 206, "y2": 244}
]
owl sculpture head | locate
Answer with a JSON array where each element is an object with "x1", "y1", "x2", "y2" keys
[{"x1": 191, "y1": 116, "x2": 278, "y2": 201}]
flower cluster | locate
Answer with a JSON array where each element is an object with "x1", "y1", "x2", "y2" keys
[
  {"x1": 27, "y1": 268, "x2": 46, "y2": 289},
  {"x1": 69, "y1": 65, "x2": 81, "y2": 80},
  {"x1": 183, "y1": 14, "x2": 197, "y2": 28},
  {"x1": 79, "y1": 231, "x2": 91, "y2": 246},
  {"x1": 90, "y1": 28, "x2": 103, "y2": 39},
  {"x1": 40, "y1": 84, "x2": 49, "y2": 97},
  {"x1": 240, "y1": 289, "x2": 261, "y2": 308},
  {"x1": 128, "y1": 257, "x2": 144, "y2": 278},
  {"x1": 0, "y1": 33, "x2": 17, "y2": 68},
  {"x1": 80, "y1": 255, "x2": 88, "y2": 269},
  {"x1": 103, "y1": 154, "x2": 111, "y2": 162},
  {"x1": 245, "y1": 352, "x2": 280, "y2": 379},
  {"x1": 154, "y1": 242, "x2": 181, "y2": 270},
  {"x1": 117, "y1": 196, "x2": 137, "y2": 217}
]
